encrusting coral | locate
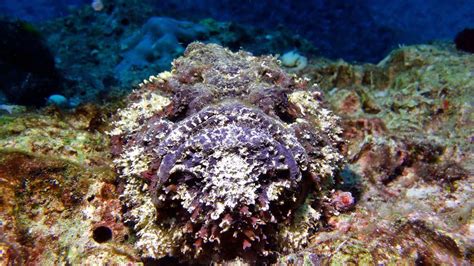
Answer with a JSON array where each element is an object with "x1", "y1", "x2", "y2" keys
[{"x1": 110, "y1": 42, "x2": 344, "y2": 263}]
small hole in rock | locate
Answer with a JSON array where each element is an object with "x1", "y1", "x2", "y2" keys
[{"x1": 92, "y1": 226, "x2": 112, "y2": 243}]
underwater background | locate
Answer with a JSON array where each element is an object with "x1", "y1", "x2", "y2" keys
[{"x1": 0, "y1": 0, "x2": 472, "y2": 265}]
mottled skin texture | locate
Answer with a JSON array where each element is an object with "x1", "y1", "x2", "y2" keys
[{"x1": 111, "y1": 42, "x2": 343, "y2": 263}]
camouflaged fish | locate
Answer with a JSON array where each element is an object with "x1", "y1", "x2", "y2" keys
[{"x1": 110, "y1": 42, "x2": 344, "y2": 264}]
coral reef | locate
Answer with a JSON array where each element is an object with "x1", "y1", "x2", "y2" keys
[
  {"x1": 280, "y1": 43, "x2": 473, "y2": 264},
  {"x1": 115, "y1": 17, "x2": 209, "y2": 76},
  {"x1": 306, "y1": 43, "x2": 473, "y2": 163},
  {"x1": 0, "y1": 40, "x2": 471, "y2": 264},
  {"x1": 36, "y1": 2, "x2": 317, "y2": 105},
  {"x1": 3, "y1": 0, "x2": 474, "y2": 62},
  {"x1": 0, "y1": 105, "x2": 139, "y2": 264},
  {"x1": 36, "y1": 0, "x2": 157, "y2": 104},
  {"x1": 111, "y1": 42, "x2": 344, "y2": 263}
]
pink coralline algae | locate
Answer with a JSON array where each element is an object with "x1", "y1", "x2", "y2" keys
[{"x1": 110, "y1": 42, "x2": 344, "y2": 263}]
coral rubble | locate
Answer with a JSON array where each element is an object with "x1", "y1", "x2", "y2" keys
[{"x1": 111, "y1": 42, "x2": 344, "y2": 263}]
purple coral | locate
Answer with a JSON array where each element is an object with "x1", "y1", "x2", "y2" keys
[{"x1": 111, "y1": 42, "x2": 344, "y2": 263}]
